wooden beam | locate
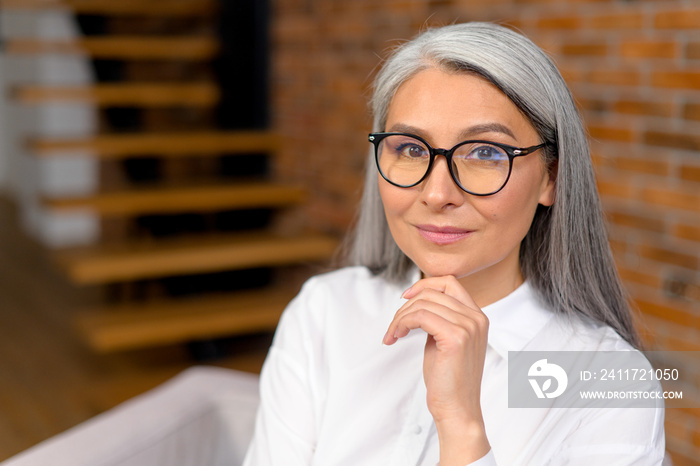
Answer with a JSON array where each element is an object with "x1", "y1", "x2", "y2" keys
[
  {"x1": 76, "y1": 287, "x2": 296, "y2": 352},
  {"x1": 0, "y1": 0, "x2": 218, "y2": 16},
  {"x1": 55, "y1": 232, "x2": 339, "y2": 285},
  {"x1": 42, "y1": 182, "x2": 308, "y2": 215},
  {"x1": 5, "y1": 37, "x2": 219, "y2": 60},
  {"x1": 31, "y1": 130, "x2": 281, "y2": 158},
  {"x1": 13, "y1": 83, "x2": 220, "y2": 107}
]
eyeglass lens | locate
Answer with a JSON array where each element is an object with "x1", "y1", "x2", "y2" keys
[{"x1": 376, "y1": 134, "x2": 511, "y2": 195}]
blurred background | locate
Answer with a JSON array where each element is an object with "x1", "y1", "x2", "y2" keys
[{"x1": 0, "y1": 0, "x2": 698, "y2": 464}]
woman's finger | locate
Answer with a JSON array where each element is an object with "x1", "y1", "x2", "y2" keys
[
  {"x1": 384, "y1": 305, "x2": 460, "y2": 345},
  {"x1": 383, "y1": 294, "x2": 487, "y2": 345},
  {"x1": 403, "y1": 275, "x2": 479, "y2": 310}
]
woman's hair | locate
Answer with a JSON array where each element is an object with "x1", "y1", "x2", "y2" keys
[{"x1": 346, "y1": 22, "x2": 640, "y2": 348}]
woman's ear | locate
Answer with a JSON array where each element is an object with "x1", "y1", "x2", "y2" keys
[{"x1": 538, "y1": 159, "x2": 557, "y2": 207}]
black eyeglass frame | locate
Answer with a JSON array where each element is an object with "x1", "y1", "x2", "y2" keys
[{"x1": 368, "y1": 132, "x2": 549, "y2": 196}]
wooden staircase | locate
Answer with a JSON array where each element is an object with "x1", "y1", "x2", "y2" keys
[
  {"x1": 5, "y1": 36, "x2": 220, "y2": 60},
  {"x1": 30, "y1": 130, "x2": 281, "y2": 158},
  {"x1": 1, "y1": 0, "x2": 219, "y2": 16},
  {"x1": 14, "y1": 82, "x2": 221, "y2": 107},
  {"x1": 5, "y1": 0, "x2": 338, "y2": 353},
  {"x1": 42, "y1": 182, "x2": 308, "y2": 215}
]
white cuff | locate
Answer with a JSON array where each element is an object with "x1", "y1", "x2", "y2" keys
[
  {"x1": 434, "y1": 448, "x2": 497, "y2": 466},
  {"x1": 466, "y1": 449, "x2": 496, "y2": 466}
]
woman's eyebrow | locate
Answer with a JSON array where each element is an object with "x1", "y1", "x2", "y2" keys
[
  {"x1": 386, "y1": 122, "x2": 516, "y2": 141},
  {"x1": 385, "y1": 123, "x2": 423, "y2": 135},
  {"x1": 458, "y1": 123, "x2": 516, "y2": 140}
]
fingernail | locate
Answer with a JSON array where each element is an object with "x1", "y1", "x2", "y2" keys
[
  {"x1": 383, "y1": 330, "x2": 398, "y2": 345},
  {"x1": 401, "y1": 286, "x2": 412, "y2": 299}
]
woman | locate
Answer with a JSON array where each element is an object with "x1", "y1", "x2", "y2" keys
[{"x1": 243, "y1": 22, "x2": 665, "y2": 465}]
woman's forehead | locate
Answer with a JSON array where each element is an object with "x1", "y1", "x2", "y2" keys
[{"x1": 385, "y1": 68, "x2": 537, "y2": 144}]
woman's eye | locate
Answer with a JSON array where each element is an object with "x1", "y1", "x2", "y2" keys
[
  {"x1": 398, "y1": 144, "x2": 428, "y2": 158},
  {"x1": 470, "y1": 145, "x2": 507, "y2": 161}
]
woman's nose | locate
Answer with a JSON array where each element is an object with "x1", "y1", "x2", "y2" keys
[{"x1": 419, "y1": 156, "x2": 465, "y2": 210}]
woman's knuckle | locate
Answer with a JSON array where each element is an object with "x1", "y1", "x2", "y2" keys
[
  {"x1": 453, "y1": 326, "x2": 471, "y2": 345},
  {"x1": 479, "y1": 315, "x2": 490, "y2": 330}
]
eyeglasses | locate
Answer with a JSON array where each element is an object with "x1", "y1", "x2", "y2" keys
[{"x1": 369, "y1": 132, "x2": 548, "y2": 196}]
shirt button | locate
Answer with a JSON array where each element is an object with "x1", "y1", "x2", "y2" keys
[{"x1": 413, "y1": 425, "x2": 422, "y2": 435}]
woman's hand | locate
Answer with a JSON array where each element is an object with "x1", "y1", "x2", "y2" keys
[{"x1": 383, "y1": 275, "x2": 491, "y2": 465}]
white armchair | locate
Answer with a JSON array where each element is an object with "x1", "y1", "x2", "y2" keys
[{"x1": 1, "y1": 367, "x2": 260, "y2": 466}]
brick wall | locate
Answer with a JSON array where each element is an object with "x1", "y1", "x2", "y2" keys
[{"x1": 271, "y1": 1, "x2": 700, "y2": 463}]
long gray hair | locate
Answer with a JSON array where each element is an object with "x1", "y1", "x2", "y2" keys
[{"x1": 347, "y1": 22, "x2": 640, "y2": 348}]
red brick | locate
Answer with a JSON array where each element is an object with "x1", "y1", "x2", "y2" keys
[
  {"x1": 644, "y1": 131, "x2": 700, "y2": 152},
  {"x1": 676, "y1": 405, "x2": 700, "y2": 422},
  {"x1": 620, "y1": 40, "x2": 677, "y2": 59},
  {"x1": 615, "y1": 156, "x2": 670, "y2": 176},
  {"x1": 589, "y1": 149, "x2": 612, "y2": 170},
  {"x1": 607, "y1": 238, "x2": 627, "y2": 256},
  {"x1": 514, "y1": 0, "x2": 565, "y2": 4},
  {"x1": 680, "y1": 164, "x2": 700, "y2": 183},
  {"x1": 561, "y1": 42, "x2": 608, "y2": 57},
  {"x1": 683, "y1": 103, "x2": 700, "y2": 121},
  {"x1": 596, "y1": 177, "x2": 637, "y2": 200},
  {"x1": 665, "y1": 334, "x2": 700, "y2": 352},
  {"x1": 655, "y1": 9, "x2": 700, "y2": 29},
  {"x1": 590, "y1": 12, "x2": 645, "y2": 30},
  {"x1": 607, "y1": 211, "x2": 666, "y2": 233},
  {"x1": 588, "y1": 125, "x2": 635, "y2": 143},
  {"x1": 617, "y1": 266, "x2": 662, "y2": 288},
  {"x1": 558, "y1": 66, "x2": 586, "y2": 84},
  {"x1": 692, "y1": 429, "x2": 700, "y2": 449},
  {"x1": 635, "y1": 299, "x2": 698, "y2": 327},
  {"x1": 641, "y1": 186, "x2": 700, "y2": 214},
  {"x1": 638, "y1": 244, "x2": 699, "y2": 270},
  {"x1": 536, "y1": 16, "x2": 581, "y2": 30},
  {"x1": 589, "y1": 69, "x2": 640, "y2": 86},
  {"x1": 529, "y1": 35, "x2": 563, "y2": 56},
  {"x1": 665, "y1": 428, "x2": 690, "y2": 457},
  {"x1": 653, "y1": 71, "x2": 700, "y2": 91},
  {"x1": 274, "y1": 0, "x2": 314, "y2": 15},
  {"x1": 673, "y1": 223, "x2": 700, "y2": 243},
  {"x1": 615, "y1": 99, "x2": 675, "y2": 118},
  {"x1": 686, "y1": 42, "x2": 700, "y2": 60},
  {"x1": 577, "y1": 98, "x2": 609, "y2": 113},
  {"x1": 665, "y1": 405, "x2": 693, "y2": 432}
]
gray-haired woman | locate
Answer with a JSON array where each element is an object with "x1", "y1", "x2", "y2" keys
[{"x1": 244, "y1": 22, "x2": 665, "y2": 465}]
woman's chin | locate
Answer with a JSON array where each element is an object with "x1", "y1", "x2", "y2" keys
[{"x1": 414, "y1": 261, "x2": 474, "y2": 280}]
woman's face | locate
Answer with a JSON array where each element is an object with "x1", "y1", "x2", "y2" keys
[{"x1": 379, "y1": 67, "x2": 555, "y2": 306}]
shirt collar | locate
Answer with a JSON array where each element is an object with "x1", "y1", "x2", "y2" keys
[{"x1": 481, "y1": 281, "x2": 554, "y2": 360}]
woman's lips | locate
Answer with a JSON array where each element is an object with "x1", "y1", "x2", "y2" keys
[{"x1": 416, "y1": 224, "x2": 473, "y2": 245}]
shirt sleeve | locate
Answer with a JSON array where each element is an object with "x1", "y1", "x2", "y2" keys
[
  {"x1": 242, "y1": 281, "x2": 323, "y2": 466},
  {"x1": 546, "y1": 405, "x2": 665, "y2": 465},
  {"x1": 460, "y1": 406, "x2": 664, "y2": 466}
]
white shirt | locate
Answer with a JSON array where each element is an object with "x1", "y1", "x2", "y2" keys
[{"x1": 243, "y1": 266, "x2": 665, "y2": 465}]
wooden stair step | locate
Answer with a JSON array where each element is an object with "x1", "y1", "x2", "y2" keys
[
  {"x1": 77, "y1": 286, "x2": 296, "y2": 352},
  {"x1": 13, "y1": 82, "x2": 220, "y2": 107},
  {"x1": 4, "y1": 37, "x2": 219, "y2": 60},
  {"x1": 0, "y1": 0, "x2": 217, "y2": 16},
  {"x1": 55, "y1": 232, "x2": 339, "y2": 285},
  {"x1": 31, "y1": 130, "x2": 281, "y2": 158},
  {"x1": 42, "y1": 181, "x2": 308, "y2": 216}
]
